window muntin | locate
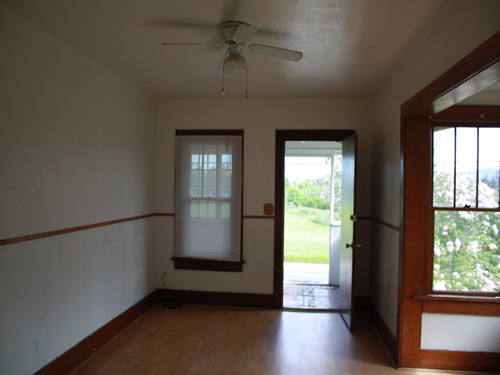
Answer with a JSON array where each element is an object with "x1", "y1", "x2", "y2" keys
[
  {"x1": 432, "y1": 125, "x2": 500, "y2": 293},
  {"x1": 175, "y1": 134, "x2": 243, "y2": 265}
]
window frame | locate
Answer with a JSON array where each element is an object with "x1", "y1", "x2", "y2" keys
[
  {"x1": 172, "y1": 129, "x2": 244, "y2": 272},
  {"x1": 427, "y1": 109, "x2": 500, "y2": 297}
]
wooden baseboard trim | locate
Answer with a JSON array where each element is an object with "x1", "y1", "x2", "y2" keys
[
  {"x1": 420, "y1": 349, "x2": 500, "y2": 373},
  {"x1": 161, "y1": 289, "x2": 275, "y2": 308},
  {"x1": 34, "y1": 290, "x2": 161, "y2": 375},
  {"x1": 365, "y1": 300, "x2": 399, "y2": 367}
]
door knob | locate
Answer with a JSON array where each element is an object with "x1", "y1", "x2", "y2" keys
[{"x1": 346, "y1": 243, "x2": 361, "y2": 249}]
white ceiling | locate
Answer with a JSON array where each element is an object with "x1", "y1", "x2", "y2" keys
[{"x1": 2, "y1": 0, "x2": 456, "y2": 99}]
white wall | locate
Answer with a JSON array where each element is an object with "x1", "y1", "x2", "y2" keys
[
  {"x1": 156, "y1": 98, "x2": 372, "y2": 295},
  {"x1": 421, "y1": 314, "x2": 500, "y2": 352},
  {"x1": 371, "y1": 0, "x2": 500, "y2": 344},
  {"x1": 0, "y1": 5, "x2": 156, "y2": 374}
]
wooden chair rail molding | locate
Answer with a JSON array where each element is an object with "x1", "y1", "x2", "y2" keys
[
  {"x1": 0, "y1": 212, "x2": 278, "y2": 247},
  {"x1": 0, "y1": 214, "x2": 157, "y2": 246}
]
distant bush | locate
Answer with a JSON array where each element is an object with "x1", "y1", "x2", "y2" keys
[{"x1": 294, "y1": 207, "x2": 330, "y2": 226}]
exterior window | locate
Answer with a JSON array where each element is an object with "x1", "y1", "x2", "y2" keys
[
  {"x1": 174, "y1": 130, "x2": 243, "y2": 271},
  {"x1": 432, "y1": 126, "x2": 500, "y2": 293}
]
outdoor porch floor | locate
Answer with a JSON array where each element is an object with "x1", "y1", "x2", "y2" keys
[
  {"x1": 283, "y1": 262, "x2": 340, "y2": 310},
  {"x1": 283, "y1": 283, "x2": 340, "y2": 310}
]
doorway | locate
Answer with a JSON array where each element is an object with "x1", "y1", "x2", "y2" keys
[
  {"x1": 274, "y1": 130, "x2": 358, "y2": 327},
  {"x1": 282, "y1": 141, "x2": 342, "y2": 310}
]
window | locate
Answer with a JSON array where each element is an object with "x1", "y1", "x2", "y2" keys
[
  {"x1": 173, "y1": 130, "x2": 243, "y2": 271},
  {"x1": 432, "y1": 125, "x2": 500, "y2": 293}
]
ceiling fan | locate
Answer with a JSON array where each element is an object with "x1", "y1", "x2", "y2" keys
[{"x1": 162, "y1": 21, "x2": 303, "y2": 97}]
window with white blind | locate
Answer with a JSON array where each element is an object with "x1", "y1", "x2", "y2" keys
[{"x1": 173, "y1": 130, "x2": 244, "y2": 272}]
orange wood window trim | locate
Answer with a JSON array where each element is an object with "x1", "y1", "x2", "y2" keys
[
  {"x1": 399, "y1": 31, "x2": 500, "y2": 369},
  {"x1": 415, "y1": 293, "x2": 500, "y2": 303},
  {"x1": 420, "y1": 350, "x2": 500, "y2": 373},
  {"x1": 417, "y1": 295, "x2": 500, "y2": 317}
]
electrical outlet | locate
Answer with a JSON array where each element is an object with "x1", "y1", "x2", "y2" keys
[{"x1": 33, "y1": 338, "x2": 40, "y2": 356}]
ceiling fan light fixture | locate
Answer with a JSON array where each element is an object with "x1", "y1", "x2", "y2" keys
[{"x1": 223, "y1": 53, "x2": 247, "y2": 74}]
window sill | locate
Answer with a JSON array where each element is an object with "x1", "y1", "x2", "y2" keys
[
  {"x1": 414, "y1": 294, "x2": 500, "y2": 316},
  {"x1": 415, "y1": 294, "x2": 500, "y2": 303},
  {"x1": 172, "y1": 257, "x2": 244, "y2": 272}
]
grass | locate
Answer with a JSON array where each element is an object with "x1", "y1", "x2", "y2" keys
[{"x1": 284, "y1": 207, "x2": 330, "y2": 264}]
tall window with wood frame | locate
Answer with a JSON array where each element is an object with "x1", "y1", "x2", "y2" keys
[
  {"x1": 432, "y1": 125, "x2": 500, "y2": 293},
  {"x1": 173, "y1": 130, "x2": 244, "y2": 272}
]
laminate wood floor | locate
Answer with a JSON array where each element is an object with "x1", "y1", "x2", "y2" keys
[{"x1": 71, "y1": 303, "x2": 486, "y2": 375}]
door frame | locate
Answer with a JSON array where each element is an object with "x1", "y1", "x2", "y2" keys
[
  {"x1": 398, "y1": 31, "x2": 500, "y2": 368},
  {"x1": 273, "y1": 129, "x2": 356, "y2": 308}
]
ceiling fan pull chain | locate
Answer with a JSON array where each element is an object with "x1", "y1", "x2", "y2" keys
[
  {"x1": 245, "y1": 67, "x2": 248, "y2": 99},
  {"x1": 221, "y1": 70, "x2": 225, "y2": 95}
]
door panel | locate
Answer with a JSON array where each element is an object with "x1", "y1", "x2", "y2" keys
[{"x1": 339, "y1": 134, "x2": 357, "y2": 330}]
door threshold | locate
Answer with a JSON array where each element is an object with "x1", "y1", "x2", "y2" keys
[
  {"x1": 284, "y1": 282, "x2": 336, "y2": 287},
  {"x1": 282, "y1": 307, "x2": 340, "y2": 313}
]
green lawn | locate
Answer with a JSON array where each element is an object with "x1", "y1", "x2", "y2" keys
[{"x1": 284, "y1": 208, "x2": 330, "y2": 264}]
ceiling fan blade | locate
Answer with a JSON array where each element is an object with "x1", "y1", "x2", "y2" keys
[
  {"x1": 162, "y1": 42, "x2": 224, "y2": 47},
  {"x1": 233, "y1": 23, "x2": 257, "y2": 43},
  {"x1": 247, "y1": 44, "x2": 303, "y2": 62}
]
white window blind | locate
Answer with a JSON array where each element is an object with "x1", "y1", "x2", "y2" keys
[{"x1": 175, "y1": 135, "x2": 242, "y2": 261}]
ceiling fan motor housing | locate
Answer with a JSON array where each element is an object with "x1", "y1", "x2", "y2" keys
[{"x1": 220, "y1": 21, "x2": 248, "y2": 43}]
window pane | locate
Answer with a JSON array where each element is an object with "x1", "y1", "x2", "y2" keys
[
  {"x1": 222, "y1": 153, "x2": 232, "y2": 169},
  {"x1": 191, "y1": 154, "x2": 201, "y2": 170},
  {"x1": 190, "y1": 201, "x2": 199, "y2": 218},
  {"x1": 207, "y1": 201, "x2": 216, "y2": 219},
  {"x1": 219, "y1": 170, "x2": 232, "y2": 198},
  {"x1": 190, "y1": 170, "x2": 201, "y2": 197},
  {"x1": 433, "y1": 127, "x2": 455, "y2": 207},
  {"x1": 456, "y1": 128, "x2": 477, "y2": 207},
  {"x1": 199, "y1": 201, "x2": 207, "y2": 218},
  {"x1": 478, "y1": 128, "x2": 500, "y2": 208},
  {"x1": 221, "y1": 202, "x2": 230, "y2": 219},
  {"x1": 433, "y1": 210, "x2": 500, "y2": 292}
]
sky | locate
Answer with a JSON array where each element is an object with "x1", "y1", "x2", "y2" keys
[
  {"x1": 285, "y1": 157, "x2": 332, "y2": 181},
  {"x1": 434, "y1": 127, "x2": 500, "y2": 175}
]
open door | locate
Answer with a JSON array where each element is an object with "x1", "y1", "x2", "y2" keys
[
  {"x1": 274, "y1": 130, "x2": 356, "y2": 308},
  {"x1": 339, "y1": 133, "x2": 358, "y2": 330}
]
